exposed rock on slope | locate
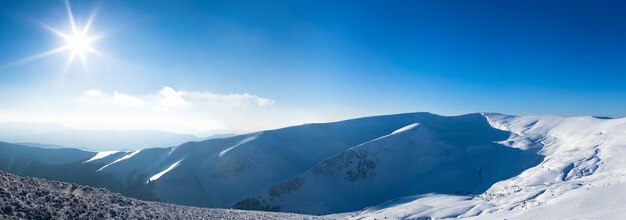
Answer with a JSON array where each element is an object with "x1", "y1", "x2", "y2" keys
[{"x1": 0, "y1": 171, "x2": 321, "y2": 220}]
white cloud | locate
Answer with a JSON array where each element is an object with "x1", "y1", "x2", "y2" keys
[
  {"x1": 159, "y1": 87, "x2": 187, "y2": 106},
  {"x1": 83, "y1": 89, "x2": 144, "y2": 106},
  {"x1": 112, "y1": 91, "x2": 144, "y2": 106},
  {"x1": 85, "y1": 87, "x2": 274, "y2": 109},
  {"x1": 70, "y1": 86, "x2": 282, "y2": 131},
  {"x1": 0, "y1": 86, "x2": 328, "y2": 134},
  {"x1": 160, "y1": 87, "x2": 275, "y2": 107},
  {"x1": 85, "y1": 89, "x2": 103, "y2": 96}
]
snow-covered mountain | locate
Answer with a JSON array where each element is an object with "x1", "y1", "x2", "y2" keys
[
  {"x1": 1, "y1": 113, "x2": 443, "y2": 208},
  {"x1": 1, "y1": 112, "x2": 625, "y2": 219},
  {"x1": 235, "y1": 113, "x2": 542, "y2": 214},
  {"x1": 332, "y1": 113, "x2": 626, "y2": 219}
]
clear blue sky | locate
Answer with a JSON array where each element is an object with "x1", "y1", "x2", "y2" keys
[{"x1": 0, "y1": 0, "x2": 625, "y2": 132}]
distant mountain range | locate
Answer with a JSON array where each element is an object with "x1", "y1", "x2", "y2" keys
[
  {"x1": 1, "y1": 112, "x2": 625, "y2": 219},
  {"x1": 0, "y1": 122, "x2": 233, "y2": 151}
]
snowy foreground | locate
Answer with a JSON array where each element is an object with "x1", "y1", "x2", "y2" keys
[
  {"x1": 0, "y1": 171, "x2": 321, "y2": 219},
  {"x1": 332, "y1": 113, "x2": 626, "y2": 219},
  {"x1": 2, "y1": 112, "x2": 626, "y2": 219}
]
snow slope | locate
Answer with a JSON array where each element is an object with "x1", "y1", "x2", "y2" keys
[
  {"x1": 83, "y1": 151, "x2": 119, "y2": 163},
  {"x1": 334, "y1": 113, "x2": 626, "y2": 219},
  {"x1": 109, "y1": 113, "x2": 443, "y2": 208},
  {"x1": 0, "y1": 113, "x2": 441, "y2": 210},
  {"x1": 2, "y1": 112, "x2": 626, "y2": 219},
  {"x1": 235, "y1": 113, "x2": 543, "y2": 214}
]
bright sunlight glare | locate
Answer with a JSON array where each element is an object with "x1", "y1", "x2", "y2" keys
[{"x1": 11, "y1": 0, "x2": 102, "y2": 72}]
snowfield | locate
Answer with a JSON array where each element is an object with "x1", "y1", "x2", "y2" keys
[
  {"x1": 332, "y1": 113, "x2": 626, "y2": 219},
  {"x1": 1, "y1": 112, "x2": 626, "y2": 219},
  {"x1": 237, "y1": 113, "x2": 543, "y2": 214}
]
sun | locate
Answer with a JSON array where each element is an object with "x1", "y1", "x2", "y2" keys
[
  {"x1": 57, "y1": 23, "x2": 100, "y2": 70},
  {"x1": 54, "y1": 0, "x2": 101, "y2": 71},
  {"x1": 14, "y1": 0, "x2": 102, "y2": 72},
  {"x1": 67, "y1": 33, "x2": 92, "y2": 54}
]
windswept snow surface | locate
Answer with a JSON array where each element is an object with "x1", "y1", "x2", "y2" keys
[
  {"x1": 391, "y1": 123, "x2": 419, "y2": 134},
  {"x1": 83, "y1": 151, "x2": 119, "y2": 163},
  {"x1": 219, "y1": 132, "x2": 261, "y2": 157},
  {"x1": 335, "y1": 113, "x2": 626, "y2": 219},
  {"x1": 148, "y1": 160, "x2": 183, "y2": 183},
  {"x1": 97, "y1": 149, "x2": 142, "y2": 172}
]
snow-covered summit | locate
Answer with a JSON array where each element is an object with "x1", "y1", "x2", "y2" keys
[{"x1": 336, "y1": 114, "x2": 626, "y2": 219}]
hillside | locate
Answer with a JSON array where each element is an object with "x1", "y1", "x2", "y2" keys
[
  {"x1": 332, "y1": 113, "x2": 626, "y2": 219},
  {"x1": 236, "y1": 113, "x2": 542, "y2": 214},
  {"x1": 2, "y1": 113, "x2": 451, "y2": 209},
  {"x1": 0, "y1": 171, "x2": 320, "y2": 219},
  {"x1": 2, "y1": 112, "x2": 626, "y2": 219}
]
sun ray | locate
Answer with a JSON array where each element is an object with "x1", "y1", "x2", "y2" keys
[
  {"x1": 40, "y1": 23, "x2": 71, "y2": 40},
  {"x1": 85, "y1": 46, "x2": 103, "y2": 57},
  {"x1": 79, "y1": 52, "x2": 88, "y2": 72},
  {"x1": 65, "y1": 0, "x2": 78, "y2": 34},
  {"x1": 6, "y1": 46, "x2": 70, "y2": 67},
  {"x1": 86, "y1": 35, "x2": 101, "y2": 44},
  {"x1": 82, "y1": 6, "x2": 100, "y2": 35},
  {"x1": 64, "y1": 51, "x2": 77, "y2": 73}
]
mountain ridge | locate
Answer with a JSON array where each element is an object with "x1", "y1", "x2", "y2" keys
[
  {"x1": 334, "y1": 113, "x2": 626, "y2": 219},
  {"x1": 1, "y1": 112, "x2": 625, "y2": 218}
]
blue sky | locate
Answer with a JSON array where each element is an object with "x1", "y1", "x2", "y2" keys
[{"x1": 0, "y1": 0, "x2": 625, "y2": 133}]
